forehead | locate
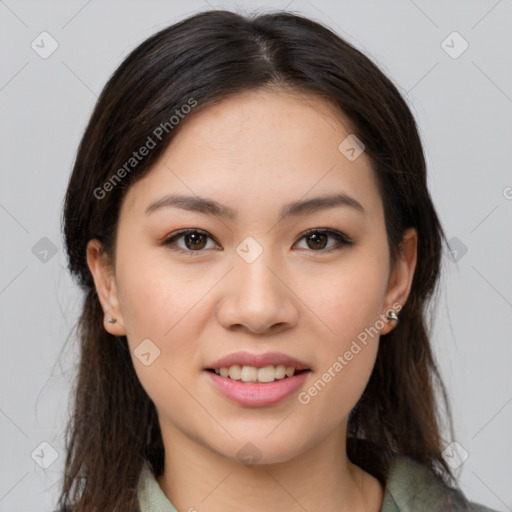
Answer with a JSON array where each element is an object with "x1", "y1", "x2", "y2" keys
[
  {"x1": 121, "y1": 88, "x2": 382, "y2": 221},
  {"x1": 177, "y1": 87, "x2": 353, "y2": 148}
]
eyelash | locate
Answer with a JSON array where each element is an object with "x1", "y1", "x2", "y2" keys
[{"x1": 161, "y1": 228, "x2": 354, "y2": 255}]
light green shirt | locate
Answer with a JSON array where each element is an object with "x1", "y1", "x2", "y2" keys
[{"x1": 135, "y1": 440, "x2": 498, "y2": 512}]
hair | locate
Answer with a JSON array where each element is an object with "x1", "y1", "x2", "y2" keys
[{"x1": 59, "y1": 8, "x2": 457, "y2": 511}]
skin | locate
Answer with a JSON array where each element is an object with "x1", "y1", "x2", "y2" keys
[{"x1": 87, "y1": 88, "x2": 417, "y2": 512}]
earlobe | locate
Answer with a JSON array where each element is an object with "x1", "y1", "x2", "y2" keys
[
  {"x1": 380, "y1": 227, "x2": 418, "y2": 335},
  {"x1": 86, "y1": 239, "x2": 127, "y2": 336}
]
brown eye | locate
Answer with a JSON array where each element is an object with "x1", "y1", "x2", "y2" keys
[
  {"x1": 306, "y1": 232, "x2": 328, "y2": 250},
  {"x1": 184, "y1": 232, "x2": 207, "y2": 250},
  {"x1": 295, "y1": 229, "x2": 354, "y2": 252},
  {"x1": 163, "y1": 229, "x2": 218, "y2": 252}
]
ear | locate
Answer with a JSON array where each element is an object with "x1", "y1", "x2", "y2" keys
[
  {"x1": 380, "y1": 227, "x2": 418, "y2": 335},
  {"x1": 86, "y1": 239, "x2": 126, "y2": 336}
]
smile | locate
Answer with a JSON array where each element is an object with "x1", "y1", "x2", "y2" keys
[
  {"x1": 204, "y1": 368, "x2": 311, "y2": 407},
  {"x1": 208, "y1": 364, "x2": 308, "y2": 383}
]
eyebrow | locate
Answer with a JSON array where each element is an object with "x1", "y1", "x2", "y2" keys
[{"x1": 145, "y1": 192, "x2": 366, "y2": 220}]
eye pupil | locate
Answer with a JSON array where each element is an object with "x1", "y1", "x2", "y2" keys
[
  {"x1": 186, "y1": 233, "x2": 207, "y2": 250},
  {"x1": 307, "y1": 233, "x2": 327, "y2": 250}
]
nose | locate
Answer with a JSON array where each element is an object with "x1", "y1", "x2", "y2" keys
[{"x1": 216, "y1": 252, "x2": 299, "y2": 335}]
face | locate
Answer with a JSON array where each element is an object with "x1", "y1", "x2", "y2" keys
[{"x1": 87, "y1": 89, "x2": 416, "y2": 465}]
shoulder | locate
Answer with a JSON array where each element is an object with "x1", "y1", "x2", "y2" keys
[
  {"x1": 346, "y1": 437, "x2": 500, "y2": 512},
  {"x1": 381, "y1": 453, "x2": 499, "y2": 512}
]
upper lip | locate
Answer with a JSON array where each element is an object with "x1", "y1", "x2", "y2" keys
[{"x1": 206, "y1": 351, "x2": 311, "y2": 371}]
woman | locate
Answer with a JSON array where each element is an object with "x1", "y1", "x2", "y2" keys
[{"x1": 58, "y1": 9, "x2": 499, "y2": 512}]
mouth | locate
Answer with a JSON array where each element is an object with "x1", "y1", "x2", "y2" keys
[
  {"x1": 205, "y1": 365, "x2": 311, "y2": 384},
  {"x1": 204, "y1": 367, "x2": 311, "y2": 407},
  {"x1": 203, "y1": 351, "x2": 312, "y2": 406}
]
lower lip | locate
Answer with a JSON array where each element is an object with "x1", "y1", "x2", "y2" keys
[{"x1": 204, "y1": 370, "x2": 310, "y2": 407}]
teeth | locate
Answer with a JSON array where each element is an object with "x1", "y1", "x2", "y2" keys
[
  {"x1": 256, "y1": 366, "x2": 276, "y2": 383},
  {"x1": 229, "y1": 365, "x2": 242, "y2": 380},
  {"x1": 274, "y1": 365, "x2": 286, "y2": 379},
  {"x1": 285, "y1": 366, "x2": 295, "y2": 377},
  {"x1": 241, "y1": 365, "x2": 258, "y2": 382},
  {"x1": 213, "y1": 365, "x2": 298, "y2": 383}
]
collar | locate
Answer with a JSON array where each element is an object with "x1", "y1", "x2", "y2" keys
[
  {"x1": 136, "y1": 438, "x2": 473, "y2": 512},
  {"x1": 346, "y1": 438, "x2": 472, "y2": 511}
]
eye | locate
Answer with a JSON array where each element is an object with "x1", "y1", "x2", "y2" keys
[
  {"x1": 161, "y1": 228, "x2": 353, "y2": 254},
  {"x1": 163, "y1": 229, "x2": 219, "y2": 252},
  {"x1": 294, "y1": 229, "x2": 353, "y2": 252}
]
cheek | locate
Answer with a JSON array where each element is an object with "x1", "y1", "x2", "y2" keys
[
  {"x1": 114, "y1": 247, "x2": 215, "y2": 396},
  {"x1": 115, "y1": 243, "x2": 213, "y2": 341},
  {"x1": 304, "y1": 250, "x2": 389, "y2": 345},
  {"x1": 295, "y1": 252, "x2": 388, "y2": 410},
  {"x1": 115, "y1": 263, "x2": 209, "y2": 422}
]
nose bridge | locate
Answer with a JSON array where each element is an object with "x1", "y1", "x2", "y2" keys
[
  {"x1": 235, "y1": 244, "x2": 282, "y2": 308},
  {"x1": 216, "y1": 242, "x2": 298, "y2": 333}
]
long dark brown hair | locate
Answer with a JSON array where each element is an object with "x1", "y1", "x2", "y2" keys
[{"x1": 59, "y1": 8, "x2": 457, "y2": 511}]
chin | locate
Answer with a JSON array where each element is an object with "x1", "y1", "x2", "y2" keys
[{"x1": 206, "y1": 431, "x2": 308, "y2": 467}]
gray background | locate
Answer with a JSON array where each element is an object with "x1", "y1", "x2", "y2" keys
[{"x1": 1, "y1": 0, "x2": 511, "y2": 510}]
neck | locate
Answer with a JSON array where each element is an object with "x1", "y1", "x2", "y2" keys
[{"x1": 156, "y1": 421, "x2": 383, "y2": 512}]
